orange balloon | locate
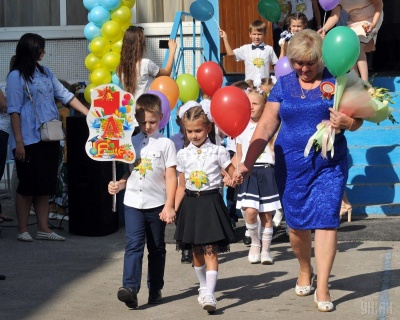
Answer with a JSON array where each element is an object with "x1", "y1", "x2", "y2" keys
[{"x1": 150, "y1": 76, "x2": 179, "y2": 110}]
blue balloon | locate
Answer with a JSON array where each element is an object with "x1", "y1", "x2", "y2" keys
[
  {"x1": 111, "y1": 72, "x2": 122, "y2": 88},
  {"x1": 99, "y1": 0, "x2": 121, "y2": 11},
  {"x1": 88, "y1": 6, "x2": 111, "y2": 27},
  {"x1": 190, "y1": 0, "x2": 214, "y2": 22},
  {"x1": 84, "y1": 22, "x2": 102, "y2": 41},
  {"x1": 83, "y1": 0, "x2": 100, "y2": 11}
]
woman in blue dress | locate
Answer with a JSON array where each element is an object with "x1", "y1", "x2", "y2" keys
[{"x1": 235, "y1": 29, "x2": 363, "y2": 312}]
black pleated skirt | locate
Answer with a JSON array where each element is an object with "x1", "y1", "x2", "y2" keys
[{"x1": 174, "y1": 190, "x2": 235, "y2": 253}]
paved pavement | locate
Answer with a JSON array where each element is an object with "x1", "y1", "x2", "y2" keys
[{"x1": 0, "y1": 197, "x2": 399, "y2": 320}]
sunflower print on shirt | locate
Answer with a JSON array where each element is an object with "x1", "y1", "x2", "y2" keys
[{"x1": 133, "y1": 158, "x2": 153, "y2": 177}]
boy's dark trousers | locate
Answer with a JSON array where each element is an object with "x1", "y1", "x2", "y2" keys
[{"x1": 123, "y1": 205, "x2": 166, "y2": 292}]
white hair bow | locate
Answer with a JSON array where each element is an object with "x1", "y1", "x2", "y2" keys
[{"x1": 178, "y1": 100, "x2": 213, "y2": 122}]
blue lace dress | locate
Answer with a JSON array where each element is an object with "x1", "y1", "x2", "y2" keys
[{"x1": 268, "y1": 68, "x2": 348, "y2": 229}]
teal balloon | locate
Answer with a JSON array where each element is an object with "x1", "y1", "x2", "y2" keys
[
  {"x1": 322, "y1": 26, "x2": 360, "y2": 77},
  {"x1": 190, "y1": 0, "x2": 214, "y2": 22},
  {"x1": 99, "y1": 0, "x2": 121, "y2": 11},
  {"x1": 257, "y1": 0, "x2": 281, "y2": 23},
  {"x1": 88, "y1": 6, "x2": 111, "y2": 27},
  {"x1": 84, "y1": 22, "x2": 102, "y2": 41},
  {"x1": 83, "y1": 0, "x2": 100, "y2": 11}
]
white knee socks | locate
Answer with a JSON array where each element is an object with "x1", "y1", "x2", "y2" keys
[
  {"x1": 194, "y1": 264, "x2": 207, "y2": 293},
  {"x1": 261, "y1": 227, "x2": 273, "y2": 253},
  {"x1": 246, "y1": 222, "x2": 260, "y2": 245},
  {"x1": 205, "y1": 270, "x2": 218, "y2": 297}
]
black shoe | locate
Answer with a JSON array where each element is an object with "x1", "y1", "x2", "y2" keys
[
  {"x1": 243, "y1": 236, "x2": 251, "y2": 246},
  {"x1": 181, "y1": 249, "x2": 192, "y2": 264},
  {"x1": 148, "y1": 289, "x2": 162, "y2": 304},
  {"x1": 117, "y1": 287, "x2": 138, "y2": 309}
]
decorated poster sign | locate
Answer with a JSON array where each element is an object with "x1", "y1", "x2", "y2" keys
[{"x1": 86, "y1": 84, "x2": 138, "y2": 163}]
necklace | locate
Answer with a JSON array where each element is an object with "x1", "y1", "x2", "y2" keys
[{"x1": 299, "y1": 80, "x2": 315, "y2": 99}]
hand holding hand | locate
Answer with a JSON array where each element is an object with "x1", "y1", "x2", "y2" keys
[
  {"x1": 233, "y1": 163, "x2": 250, "y2": 185},
  {"x1": 160, "y1": 206, "x2": 176, "y2": 224}
]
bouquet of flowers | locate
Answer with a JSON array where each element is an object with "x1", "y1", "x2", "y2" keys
[{"x1": 304, "y1": 70, "x2": 397, "y2": 158}]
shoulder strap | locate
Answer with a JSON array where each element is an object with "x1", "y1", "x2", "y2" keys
[{"x1": 25, "y1": 81, "x2": 42, "y2": 125}]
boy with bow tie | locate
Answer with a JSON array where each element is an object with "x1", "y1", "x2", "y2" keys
[{"x1": 220, "y1": 20, "x2": 278, "y2": 82}]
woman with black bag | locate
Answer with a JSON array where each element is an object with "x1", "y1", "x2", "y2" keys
[{"x1": 7, "y1": 33, "x2": 88, "y2": 242}]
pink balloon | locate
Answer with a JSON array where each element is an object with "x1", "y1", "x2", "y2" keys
[
  {"x1": 274, "y1": 56, "x2": 293, "y2": 80},
  {"x1": 318, "y1": 0, "x2": 339, "y2": 11},
  {"x1": 147, "y1": 90, "x2": 171, "y2": 129}
]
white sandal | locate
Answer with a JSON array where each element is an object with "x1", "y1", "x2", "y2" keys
[
  {"x1": 36, "y1": 231, "x2": 65, "y2": 241},
  {"x1": 17, "y1": 232, "x2": 33, "y2": 242}
]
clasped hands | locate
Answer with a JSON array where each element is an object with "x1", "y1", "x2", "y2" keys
[
  {"x1": 159, "y1": 206, "x2": 176, "y2": 225},
  {"x1": 222, "y1": 165, "x2": 250, "y2": 187}
]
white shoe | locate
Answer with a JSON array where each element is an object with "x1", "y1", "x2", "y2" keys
[
  {"x1": 273, "y1": 210, "x2": 283, "y2": 227},
  {"x1": 56, "y1": 214, "x2": 69, "y2": 221},
  {"x1": 197, "y1": 287, "x2": 205, "y2": 305},
  {"x1": 202, "y1": 294, "x2": 216, "y2": 313},
  {"x1": 248, "y1": 244, "x2": 261, "y2": 263},
  {"x1": 261, "y1": 251, "x2": 274, "y2": 265},
  {"x1": 48, "y1": 212, "x2": 58, "y2": 220}
]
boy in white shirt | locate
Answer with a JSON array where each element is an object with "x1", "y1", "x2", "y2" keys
[
  {"x1": 108, "y1": 93, "x2": 177, "y2": 309},
  {"x1": 220, "y1": 20, "x2": 278, "y2": 82}
]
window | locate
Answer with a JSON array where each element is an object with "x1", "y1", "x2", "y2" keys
[
  {"x1": 0, "y1": 0, "x2": 197, "y2": 28},
  {"x1": 0, "y1": 0, "x2": 87, "y2": 27},
  {"x1": 135, "y1": 0, "x2": 192, "y2": 23}
]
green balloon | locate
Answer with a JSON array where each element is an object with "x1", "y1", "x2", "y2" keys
[
  {"x1": 257, "y1": 0, "x2": 281, "y2": 23},
  {"x1": 176, "y1": 74, "x2": 200, "y2": 103},
  {"x1": 322, "y1": 26, "x2": 360, "y2": 77}
]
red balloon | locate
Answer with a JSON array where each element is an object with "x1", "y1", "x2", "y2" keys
[
  {"x1": 197, "y1": 61, "x2": 223, "y2": 97},
  {"x1": 210, "y1": 86, "x2": 251, "y2": 138}
]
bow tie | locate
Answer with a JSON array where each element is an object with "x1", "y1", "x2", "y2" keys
[{"x1": 252, "y1": 44, "x2": 264, "y2": 50}]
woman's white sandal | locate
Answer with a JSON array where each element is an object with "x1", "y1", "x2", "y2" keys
[
  {"x1": 17, "y1": 232, "x2": 33, "y2": 242},
  {"x1": 314, "y1": 291, "x2": 334, "y2": 312},
  {"x1": 36, "y1": 231, "x2": 65, "y2": 241},
  {"x1": 295, "y1": 273, "x2": 315, "y2": 296}
]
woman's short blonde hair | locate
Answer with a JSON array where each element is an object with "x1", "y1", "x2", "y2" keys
[{"x1": 286, "y1": 29, "x2": 324, "y2": 72}]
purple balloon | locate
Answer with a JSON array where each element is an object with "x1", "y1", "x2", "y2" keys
[
  {"x1": 319, "y1": 0, "x2": 339, "y2": 11},
  {"x1": 147, "y1": 90, "x2": 171, "y2": 129},
  {"x1": 274, "y1": 56, "x2": 293, "y2": 80}
]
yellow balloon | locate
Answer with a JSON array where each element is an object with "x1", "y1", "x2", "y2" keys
[
  {"x1": 101, "y1": 51, "x2": 121, "y2": 71},
  {"x1": 111, "y1": 39, "x2": 123, "y2": 53},
  {"x1": 90, "y1": 67, "x2": 112, "y2": 85},
  {"x1": 121, "y1": 22, "x2": 133, "y2": 31},
  {"x1": 111, "y1": 6, "x2": 132, "y2": 24},
  {"x1": 89, "y1": 37, "x2": 111, "y2": 57},
  {"x1": 101, "y1": 20, "x2": 122, "y2": 42},
  {"x1": 84, "y1": 83, "x2": 96, "y2": 104},
  {"x1": 121, "y1": 0, "x2": 135, "y2": 9},
  {"x1": 85, "y1": 53, "x2": 101, "y2": 72}
]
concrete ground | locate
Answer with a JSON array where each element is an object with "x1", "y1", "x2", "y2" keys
[{"x1": 0, "y1": 197, "x2": 399, "y2": 320}]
